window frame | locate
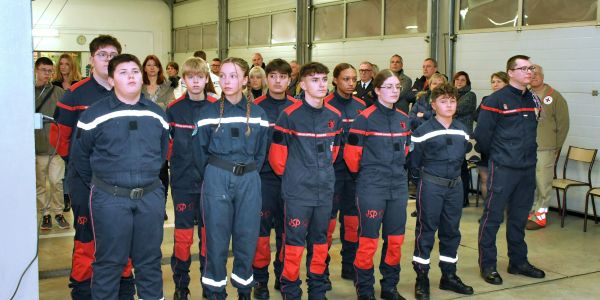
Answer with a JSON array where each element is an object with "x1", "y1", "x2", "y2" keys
[
  {"x1": 227, "y1": 9, "x2": 297, "y2": 50},
  {"x1": 173, "y1": 22, "x2": 219, "y2": 53}
]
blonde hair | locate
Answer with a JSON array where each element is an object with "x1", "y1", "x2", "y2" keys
[
  {"x1": 417, "y1": 73, "x2": 447, "y2": 99},
  {"x1": 182, "y1": 57, "x2": 216, "y2": 94},
  {"x1": 247, "y1": 66, "x2": 267, "y2": 100},
  {"x1": 53, "y1": 53, "x2": 82, "y2": 83},
  {"x1": 217, "y1": 57, "x2": 253, "y2": 136}
]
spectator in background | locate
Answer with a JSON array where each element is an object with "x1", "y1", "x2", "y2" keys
[
  {"x1": 210, "y1": 58, "x2": 221, "y2": 75},
  {"x1": 247, "y1": 66, "x2": 267, "y2": 102},
  {"x1": 193, "y1": 50, "x2": 221, "y2": 96},
  {"x1": 142, "y1": 55, "x2": 175, "y2": 109},
  {"x1": 389, "y1": 54, "x2": 413, "y2": 113},
  {"x1": 287, "y1": 60, "x2": 301, "y2": 97},
  {"x1": 475, "y1": 72, "x2": 509, "y2": 203},
  {"x1": 526, "y1": 64, "x2": 570, "y2": 230},
  {"x1": 35, "y1": 57, "x2": 69, "y2": 230},
  {"x1": 453, "y1": 71, "x2": 477, "y2": 207},
  {"x1": 52, "y1": 53, "x2": 82, "y2": 90},
  {"x1": 252, "y1": 52, "x2": 266, "y2": 69},
  {"x1": 355, "y1": 61, "x2": 375, "y2": 106},
  {"x1": 167, "y1": 61, "x2": 184, "y2": 99},
  {"x1": 409, "y1": 73, "x2": 447, "y2": 130}
]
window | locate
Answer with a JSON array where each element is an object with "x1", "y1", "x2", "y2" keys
[
  {"x1": 229, "y1": 19, "x2": 248, "y2": 47},
  {"x1": 385, "y1": 0, "x2": 428, "y2": 35},
  {"x1": 249, "y1": 16, "x2": 270, "y2": 46},
  {"x1": 523, "y1": 0, "x2": 597, "y2": 26},
  {"x1": 175, "y1": 28, "x2": 187, "y2": 53},
  {"x1": 347, "y1": 0, "x2": 381, "y2": 38},
  {"x1": 203, "y1": 24, "x2": 218, "y2": 49},
  {"x1": 459, "y1": 0, "x2": 519, "y2": 30},
  {"x1": 314, "y1": 4, "x2": 344, "y2": 41},
  {"x1": 272, "y1": 11, "x2": 296, "y2": 44},
  {"x1": 187, "y1": 26, "x2": 203, "y2": 51}
]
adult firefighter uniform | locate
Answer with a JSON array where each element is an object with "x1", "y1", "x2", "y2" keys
[
  {"x1": 269, "y1": 99, "x2": 342, "y2": 300},
  {"x1": 323, "y1": 92, "x2": 366, "y2": 277},
  {"x1": 343, "y1": 102, "x2": 411, "y2": 298},
  {"x1": 166, "y1": 92, "x2": 217, "y2": 293},
  {"x1": 193, "y1": 96, "x2": 269, "y2": 299},
  {"x1": 51, "y1": 77, "x2": 134, "y2": 299},
  {"x1": 252, "y1": 93, "x2": 298, "y2": 288},
  {"x1": 70, "y1": 94, "x2": 169, "y2": 300}
]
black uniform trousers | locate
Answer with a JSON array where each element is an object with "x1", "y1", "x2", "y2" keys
[
  {"x1": 253, "y1": 171, "x2": 284, "y2": 284},
  {"x1": 413, "y1": 176, "x2": 463, "y2": 274},
  {"x1": 478, "y1": 161, "x2": 535, "y2": 270},
  {"x1": 281, "y1": 200, "x2": 332, "y2": 300},
  {"x1": 201, "y1": 165, "x2": 261, "y2": 299},
  {"x1": 68, "y1": 171, "x2": 135, "y2": 300},
  {"x1": 171, "y1": 189, "x2": 205, "y2": 289},
  {"x1": 89, "y1": 183, "x2": 165, "y2": 300},
  {"x1": 354, "y1": 180, "x2": 408, "y2": 296}
]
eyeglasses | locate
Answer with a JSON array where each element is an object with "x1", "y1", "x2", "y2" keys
[
  {"x1": 94, "y1": 51, "x2": 118, "y2": 60},
  {"x1": 359, "y1": 69, "x2": 372, "y2": 73},
  {"x1": 211, "y1": 64, "x2": 220, "y2": 67},
  {"x1": 511, "y1": 66, "x2": 536, "y2": 72},
  {"x1": 37, "y1": 68, "x2": 53, "y2": 74},
  {"x1": 380, "y1": 84, "x2": 402, "y2": 90}
]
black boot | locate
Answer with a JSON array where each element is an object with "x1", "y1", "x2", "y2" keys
[
  {"x1": 440, "y1": 273, "x2": 474, "y2": 295},
  {"x1": 341, "y1": 265, "x2": 355, "y2": 280},
  {"x1": 274, "y1": 279, "x2": 280, "y2": 290},
  {"x1": 253, "y1": 282, "x2": 270, "y2": 299},
  {"x1": 173, "y1": 287, "x2": 190, "y2": 300},
  {"x1": 63, "y1": 194, "x2": 71, "y2": 212},
  {"x1": 238, "y1": 292, "x2": 251, "y2": 300},
  {"x1": 380, "y1": 288, "x2": 406, "y2": 300},
  {"x1": 357, "y1": 294, "x2": 376, "y2": 300},
  {"x1": 415, "y1": 273, "x2": 430, "y2": 300}
]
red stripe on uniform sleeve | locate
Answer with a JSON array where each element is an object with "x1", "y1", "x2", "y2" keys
[
  {"x1": 268, "y1": 143, "x2": 288, "y2": 176},
  {"x1": 56, "y1": 101, "x2": 89, "y2": 111},
  {"x1": 167, "y1": 138, "x2": 174, "y2": 161},
  {"x1": 343, "y1": 144, "x2": 363, "y2": 173}
]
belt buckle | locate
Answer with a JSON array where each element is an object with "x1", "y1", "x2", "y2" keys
[
  {"x1": 448, "y1": 178, "x2": 457, "y2": 188},
  {"x1": 130, "y1": 188, "x2": 144, "y2": 199},
  {"x1": 232, "y1": 163, "x2": 246, "y2": 176}
]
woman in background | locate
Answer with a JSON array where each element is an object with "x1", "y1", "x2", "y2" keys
[
  {"x1": 247, "y1": 66, "x2": 267, "y2": 102},
  {"x1": 52, "y1": 53, "x2": 82, "y2": 90},
  {"x1": 142, "y1": 55, "x2": 175, "y2": 109},
  {"x1": 453, "y1": 71, "x2": 477, "y2": 207}
]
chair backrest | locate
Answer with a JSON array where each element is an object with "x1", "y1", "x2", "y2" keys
[
  {"x1": 562, "y1": 146, "x2": 598, "y2": 184},
  {"x1": 465, "y1": 139, "x2": 481, "y2": 163}
]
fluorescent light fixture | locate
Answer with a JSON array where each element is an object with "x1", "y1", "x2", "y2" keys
[
  {"x1": 405, "y1": 25, "x2": 418, "y2": 29},
  {"x1": 32, "y1": 28, "x2": 59, "y2": 37}
]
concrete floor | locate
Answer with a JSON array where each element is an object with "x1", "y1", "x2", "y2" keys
[{"x1": 37, "y1": 194, "x2": 600, "y2": 299}]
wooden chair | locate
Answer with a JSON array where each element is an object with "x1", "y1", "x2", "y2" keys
[
  {"x1": 552, "y1": 146, "x2": 597, "y2": 228},
  {"x1": 465, "y1": 139, "x2": 481, "y2": 206},
  {"x1": 584, "y1": 187, "x2": 600, "y2": 232}
]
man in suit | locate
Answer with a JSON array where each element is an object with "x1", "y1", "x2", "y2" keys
[{"x1": 355, "y1": 61, "x2": 376, "y2": 106}]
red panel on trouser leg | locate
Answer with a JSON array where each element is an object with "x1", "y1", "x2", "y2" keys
[
  {"x1": 70, "y1": 240, "x2": 95, "y2": 281},
  {"x1": 343, "y1": 215, "x2": 359, "y2": 243},
  {"x1": 309, "y1": 243, "x2": 329, "y2": 274},
  {"x1": 121, "y1": 258, "x2": 133, "y2": 277},
  {"x1": 174, "y1": 228, "x2": 194, "y2": 261},
  {"x1": 326, "y1": 219, "x2": 336, "y2": 248},
  {"x1": 253, "y1": 236, "x2": 272, "y2": 268},
  {"x1": 384, "y1": 234, "x2": 405, "y2": 266},
  {"x1": 278, "y1": 233, "x2": 285, "y2": 262},
  {"x1": 282, "y1": 245, "x2": 304, "y2": 281},
  {"x1": 354, "y1": 237, "x2": 377, "y2": 269},
  {"x1": 201, "y1": 226, "x2": 207, "y2": 257}
]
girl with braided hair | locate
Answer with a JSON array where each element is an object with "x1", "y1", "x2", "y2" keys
[{"x1": 192, "y1": 57, "x2": 270, "y2": 300}]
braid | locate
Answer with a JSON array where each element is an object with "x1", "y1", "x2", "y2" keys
[
  {"x1": 245, "y1": 97, "x2": 252, "y2": 136},
  {"x1": 216, "y1": 94, "x2": 225, "y2": 132}
]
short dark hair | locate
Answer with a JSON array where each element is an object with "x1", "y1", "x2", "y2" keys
[
  {"x1": 424, "y1": 57, "x2": 438, "y2": 68},
  {"x1": 35, "y1": 57, "x2": 54, "y2": 68},
  {"x1": 431, "y1": 83, "x2": 458, "y2": 102},
  {"x1": 265, "y1": 59, "x2": 292, "y2": 76},
  {"x1": 212, "y1": 58, "x2": 221, "y2": 63},
  {"x1": 506, "y1": 55, "x2": 530, "y2": 72},
  {"x1": 390, "y1": 54, "x2": 403, "y2": 62},
  {"x1": 193, "y1": 50, "x2": 207, "y2": 60},
  {"x1": 452, "y1": 71, "x2": 471, "y2": 86},
  {"x1": 332, "y1": 63, "x2": 355, "y2": 87},
  {"x1": 89, "y1": 35, "x2": 122, "y2": 55},
  {"x1": 299, "y1": 62, "x2": 329, "y2": 78},
  {"x1": 167, "y1": 61, "x2": 179, "y2": 72},
  {"x1": 108, "y1": 54, "x2": 142, "y2": 78}
]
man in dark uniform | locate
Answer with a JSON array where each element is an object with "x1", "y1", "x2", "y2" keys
[
  {"x1": 70, "y1": 54, "x2": 169, "y2": 300},
  {"x1": 355, "y1": 61, "x2": 375, "y2": 106},
  {"x1": 269, "y1": 62, "x2": 342, "y2": 300},
  {"x1": 50, "y1": 35, "x2": 135, "y2": 300},
  {"x1": 475, "y1": 55, "x2": 545, "y2": 285},
  {"x1": 252, "y1": 59, "x2": 297, "y2": 299}
]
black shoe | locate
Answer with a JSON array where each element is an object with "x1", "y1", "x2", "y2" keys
[
  {"x1": 357, "y1": 294, "x2": 376, "y2": 300},
  {"x1": 308, "y1": 295, "x2": 327, "y2": 300},
  {"x1": 164, "y1": 213, "x2": 168, "y2": 221},
  {"x1": 324, "y1": 277, "x2": 332, "y2": 291},
  {"x1": 381, "y1": 288, "x2": 406, "y2": 300},
  {"x1": 507, "y1": 262, "x2": 545, "y2": 278},
  {"x1": 274, "y1": 280, "x2": 280, "y2": 290},
  {"x1": 55, "y1": 214, "x2": 70, "y2": 229},
  {"x1": 174, "y1": 287, "x2": 190, "y2": 300},
  {"x1": 238, "y1": 292, "x2": 251, "y2": 300},
  {"x1": 341, "y1": 266, "x2": 355, "y2": 280},
  {"x1": 481, "y1": 267, "x2": 503, "y2": 285},
  {"x1": 411, "y1": 210, "x2": 417, "y2": 217},
  {"x1": 414, "y1": 275, "x2": 430, "y2": 300},
  {"x1": 202, "y1": 289, "x2": 207, "y2": 299},
  {"x1": 439, "y1": 273, "x2": 474, "y2": 295},
  {"x1": 40, "y1": 215, "x2": 52, "y2": 230},
  {"x1": 253, "y1": 282, "x2": 270, "y2": 299},
  {"x1": 63, "y1": 194, "x2": 71, "y2": 212}
]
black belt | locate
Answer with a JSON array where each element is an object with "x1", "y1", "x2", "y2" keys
[
  {"x1": 92, "y1": 176, "x2": 161, "y2": 200},
  {"x1": 421, "y1": 172, "x2": 461, "y2": 188},
  {"x1": 208, "y1": 156, "x2": 257, "y2": 176}
]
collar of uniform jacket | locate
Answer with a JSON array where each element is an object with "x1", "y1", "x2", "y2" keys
[
  {"x1": 222, "y1": 96, "x2": 250, "y2": 111},
  {"x1": 90, "y1": 73, "x2": 113, "y2": 93},
  {"x1": 507, "y1": 84, "x2": 532, "y2": 97},
  {"x1": 108, "y1": 92, "x2": 152, "y2": 108},
  {"x1": 374, "y1": 99, "x2": 396, "y2": 115}
]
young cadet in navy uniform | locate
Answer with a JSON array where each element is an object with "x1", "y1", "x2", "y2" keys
[
  {"x1": 269, "y1": 62, "x2": 342, "y2": 300},
  {"x1": 410, "y1": 83, "x2": 474, "y2": 300},
  {"x1": 193, "y1": 57, "x2": 269, "y2": 300},
  {"x1": 70, "y1": 54, "x2": 169, "y2": 300},
  {"x1": 475, "y1": 55, "x2": 545, "y2": 285},
  {"x1": 50, "y1": 35, "x2": 135, "y2": 300},
  {"x1": 344, "y1": 69, "x2": 411, "y2": 300},
  {"x1": 251, "y1": 59, "x2": 297, "y2": 299},
  {"x1": 323, "y1": 63, "x2": 366, "y2": 281},
  {"x1": 167, "y1": 57, "x2": 217, "y2": 300}
]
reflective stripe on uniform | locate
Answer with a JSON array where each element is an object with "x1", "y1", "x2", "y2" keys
[
  {"x1": 77, "y1": 110, "x2": 169, "y2": 130},
  {"x1": 231, "y1": 273, "x2": 254, "y2": 286},
  {"x1": 201, "y1": 276, "x2": 228, "y2": 287},
  {"x1": 439, "y1": 255, "x2": 459, "y2": 263},
  {"x1": 412, "y1": 256, "x2": 431, "y2": 264},
  {"x1": 411, "y1": 129, "x2": 469, "y2": 143},
  {"x1": 196, "y1": 116, "x2": 269, "y2": 128}
]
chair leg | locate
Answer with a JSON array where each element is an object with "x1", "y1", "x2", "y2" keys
[
  {"x1": 561, "y1": 189, "x2": 567, "y2": 228},
  {"x1": 584, "y1": 192, "x2": 590, "y2": 232},
  {"x1": 555, "y1": 188, "x2": 562, "y2": 212},
  {"x1": 592, "y1": 195, "x2": 598, "y2": 225}
]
